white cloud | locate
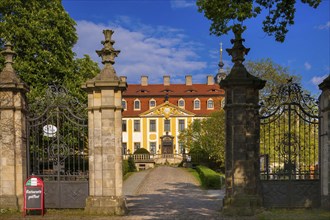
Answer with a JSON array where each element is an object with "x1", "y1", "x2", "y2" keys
[
  {"x1": 316, "y1": 21, "x2": 330, "y2": 30},
  {"x1": 304, "y1": 62, "x2": 312, "y2": 70},
  {"x1": 311, "y1": 74, "x2": 329, "y2": 86},
  {"x1": 74, "y1": 20, "x2": 206, "y2": 84},
  {"x1": 170, "y1": 0, "x2": 195, "y2": 9}
]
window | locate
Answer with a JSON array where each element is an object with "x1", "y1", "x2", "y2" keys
[
  {"x1": 178, "y1": 119, "x2": 185, "y2": 132},
  {"x1": 149, "y1": 99, "x2": 156, "y2": 108},
  {"x1": 122, "y1": 99, "x2": 127, "y2": 110},
  {"x1": 134, "y1": 120, "x2": 140, "y2": 132},
  {"x1": 122, "y1": 120, "x2": 127, "y2": 132},
  {"x1": 178, "y1": 99, "x2": 185, "y2": 108},
  {"x1": 149, "y1": 119, "x2": 156, "y2": 132},
  {"x1": 179, "y1": 142, "x2": 184, "y2": 154},
  {"x1": 194, "y1": 99, "x2": 200, "y2": 110},
  {"x1": 221, "y1": 98, "x2": 226, "y2": 108},
  {"x1": 122, "y1": 143, "x2": 127, "y2": 155},
  {"x1": 134, "y1": 99, "x2": 140, "y2": 110},
  {"x1": 164, "y1": 119, "x2": 170, "y2": 132},
  {"x1": 134, "y1": 142, "x2": 140, "y2": 152},
  {"x1": 207, "y1": 99, "x2": 214, "y2": 109},
  {"x1": 150, "y1": 142, "x2": 156, "y2": 154}
]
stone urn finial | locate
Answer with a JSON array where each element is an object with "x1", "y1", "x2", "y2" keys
[
  {"x1": 226, "y1": 24, "x2": 250, "y2": 66},
  {"x1": 0, "y1": 42, "x2": 24, "y2": 84},
  {"x1": 1, "y1": 42, "x2": 16, "y2": 72},
  {"x1": 95, "y1": 29, "x2": 120, "y2": 80}
]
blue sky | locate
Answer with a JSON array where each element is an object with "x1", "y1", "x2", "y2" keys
[{"x1": 62, "y1": 0, "x2": 329, "y2": 96}]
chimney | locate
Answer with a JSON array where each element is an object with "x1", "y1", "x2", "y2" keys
[
  {"x1": 207, "y1": 75, "x2": 214, "y2": 85},
  {"x1": 163, "y1": 75, "x2": 170, "y2": 86},
  {"x1": 141, "y1": 75, "x2": 148, "y2": 86},
  {"x1": 185, "y1": 75, "x2": 192, "y2": 86}
]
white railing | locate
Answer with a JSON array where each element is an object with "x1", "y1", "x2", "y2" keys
[{"x1": 123, "y1": 154, "x2": 183, "y2": 161}]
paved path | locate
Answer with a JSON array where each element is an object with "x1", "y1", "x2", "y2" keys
[{"x1": 123, "y1": 166, "x2": 224, "y2": 220}]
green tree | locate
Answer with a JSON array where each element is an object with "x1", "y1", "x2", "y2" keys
[
  {"x1": 196, "y1": 0, "x2": 321, "y2": 42},
  {"x1": 179, "y1": 110, "x2": 225, "y2": 169},
  {"x1": 0, "y1": 0, "x2": 78, "y2": 102},
  {"x1": 245, "y1": 58, "x2": 301, "y2": 101}
]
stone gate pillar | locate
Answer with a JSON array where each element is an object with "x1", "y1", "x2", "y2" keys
[
  {"x1": 0, "y1": 43, "x2": 29, "y2": 210},
  {"x1": 220, "y1": 27, "x2": 265, "y2": 215},
  {"x1": 82, "y1": 30, "x2": 127, "y2": 215},
  {"x1": 319, "y1": 75, "x2": 330, "y2": 210}
]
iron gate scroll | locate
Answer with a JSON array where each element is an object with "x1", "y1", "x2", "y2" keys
[
  {"x1": 259, "y1": 80, "x2": 320, "y2": 208},
  {"x1": 27, "y1": 85, "x2": 88, "y2": 208}
]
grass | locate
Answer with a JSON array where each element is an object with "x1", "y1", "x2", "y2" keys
[
  {"x1": 254, "y1": 208, "x2": 330, "y2": 220},
  {"x1": 2, "y1": 207, "x2": 329, "y2": 220},
  {"x1": 123, "y1": 171, "x2": 134, "y2": 181},
  {"x1": 186, "y1": 167, "x2": 203, "y2": 186}
]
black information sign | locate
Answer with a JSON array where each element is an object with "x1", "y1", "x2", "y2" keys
[{"x1": 25, "y1": 187, "x2": 42, "y2": 209}]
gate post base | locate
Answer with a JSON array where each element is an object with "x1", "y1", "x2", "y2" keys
[
  {"x1": 0, "y1": 195, "x2": 18, "y2": 210},
  {"x1": 321, "y1": 195, "x2": 330, "y2": 210},
  {"x1": 85, "y1": 196, "x2": 127, "y2": 216},
  {"x1": 223, "y1": 195, "x2": 263, "y2": 216}
]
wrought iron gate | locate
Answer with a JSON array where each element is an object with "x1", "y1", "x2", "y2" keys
[
  {"x1": 27, "y1": 85, "x2": 88, "y2": 208},
  {"x1": 259, "y1": 80, "x2": 320, "y2": 208}
]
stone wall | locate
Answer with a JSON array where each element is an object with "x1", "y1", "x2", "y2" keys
[{"x1": 0, "y1": 43, "x2": 28, "y2": 210}]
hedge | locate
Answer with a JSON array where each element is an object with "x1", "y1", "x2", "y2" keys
[
  {"x1": 133, "y1": 148, "x2": 150, "y2": 154},
  {"x1": 196, "y1": 165, "x2": 225, "y2": 189},
  {"x1": 123, "y1": 156, "x2": 136, "y2": 176}
]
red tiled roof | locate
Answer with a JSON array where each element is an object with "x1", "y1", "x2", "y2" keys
[
  {"x1": 122, "y1": 83, "x2": 224, "y2": 117},
  {"x1": 123, "y1": 84, "x2": 224, "y2": 97}
]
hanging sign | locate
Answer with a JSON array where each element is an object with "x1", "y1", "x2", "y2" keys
[{"x1": 23, "y1": 176, "x2": 44, "y2": 216}]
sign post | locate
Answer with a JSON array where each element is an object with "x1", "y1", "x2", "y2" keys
[{"x1": 23, "y1": 176, "x2": 44, "y2": 216}]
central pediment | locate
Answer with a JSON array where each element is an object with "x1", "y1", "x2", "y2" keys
[{"x1": 140, "y1": 101, "x2": 195, "y2": 118}]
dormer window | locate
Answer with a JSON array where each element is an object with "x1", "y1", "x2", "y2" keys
[
  {"x1": 149, "y1": 99, "x2": 156, "y2": 109},
  {"x1": 137, "y1": 89, "x2": 149, "y2": 93},
  {"x1": 194, "y1": 99, "x2": 200, "y2": 110},
  {"x1": 185, "y1": 89, "x2": 197, "y2": 93},
  {"x1": 161, "y1": 89, "x2": 173, "y2": 93},
  {"x1": 134, "y1": 99, "x2": 141, "y2": 110},
  {"x1": 122, "y1": 99, "x2": 127, "y2": 110},
  {"x1": 178, "y1": 99, "x2": 185, "y2": 108},
  {"x1": 207, "y1": 99, "x2": 214, "y2": 109}
]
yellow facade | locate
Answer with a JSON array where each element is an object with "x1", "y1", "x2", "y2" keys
[{"x1": 122, "y1": 101, "x2": 201, "y2": 155}]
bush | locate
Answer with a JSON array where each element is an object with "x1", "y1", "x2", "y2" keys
[
  {"x1": 128, "y1": 156, "x2": 137, "y2": 172},
  {"x1": 196, "y1": 165, "x2": 224, "y2": 189},
  {"x1": 122, "y1": 160, "x2": 129, "y2": 176},
  {"x1": 133, "y1": 148, "x2": 150, "y2": 154},
  {"x1": 123, "y1": 156, "x2": 136, "y2": 176}
]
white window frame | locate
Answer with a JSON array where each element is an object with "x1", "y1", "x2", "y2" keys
[
  {"x1": 178, "y1": 98, "x2": 185, "y2": 108},
  {"x1": 149, "y1": 99, "x2": 156, "y2": 109},
  {"x1": 122, "y1": 120, "x2": 127, "y2": 132},
  {"x1": 164, "y1": 119, "x2": 171, "y2": 132},
  {"x1": 149, "y1": 142, "x2": 157, "y2": 154},
  {"x1": 134, "y1": 119, "x2": 140, "y2": 132},
  {"x1": 122, "y1": 99, "x2": 127, "y2": 110},
  {"x1": 134, "y1": 99, "x2": 141, "y2": 110},
  {"x1": 178, "y1": 119, "x2": 185, "y2": 132},
  {"x1": 194, "y1": 98, "x2": 201, "y2": 110},
  {"x1": 207, "y1": 99, "x2": 214, "y2": 110},
  {"x1": 149, "y1": 119, "x2": 157, "y2": 132}
]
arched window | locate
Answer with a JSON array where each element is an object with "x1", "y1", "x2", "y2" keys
[
  {"x1": 149, "y1": 99, "x2": 156, "y2": 109},
  {"x1": 178, "y1": 98, "x2": 185, "y2": 108},
  {"x1": 221, "y1": 98, "x2": 226, "y2": 108},
  {"x1": 134, "y1": 99, "x2": 141, "y2": 110},
  {"x1": 207, "y1": 99, "x2": 214, "y2": 109},
  {"x1": 122, "y1": 99, "x2": 127, "y2": 110},
  {"x1": 194, "y1": 99, "x2": 200, "y2": 110}
]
